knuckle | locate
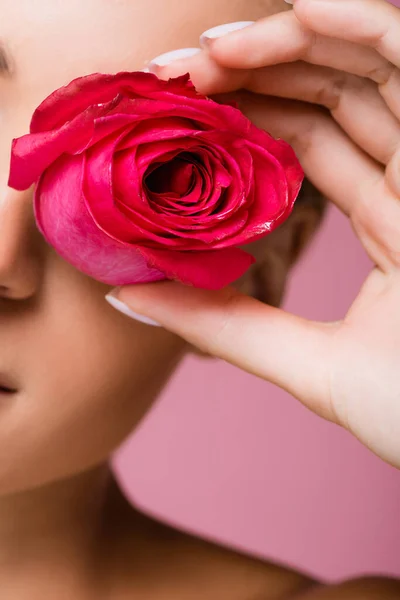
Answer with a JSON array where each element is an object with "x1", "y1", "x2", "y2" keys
[
  {"x1": 207, "y1": 288, "x2": 243, "y2": 355},
  {"x1": 386, "y1": 146, "x2": 400, "y2": 195},
  {"x1": 314, "y1": 72, "x2": 349, "y2": 110},
  {"x1": 301, "y1": 29, "x2": 319, "y2": 63},
  {"x1": 351, "y1": 176, "x2": 382, "y2": 226},
  {"x1": 378, "y1": 65, "x2": 400, "y2": 105},
  {"x1": 351, "y1": 188, "x2": 374, "y2": 228},
  {"x1": 367, "y1": 61, "x2": 397, "y2": 85},
  {"x1": 351, "y1": 175, "x2": 400, "y2": 266},
  {"x1": 285, "y1": 112, "x2": 324, "y2": 157},
  {"x1": 372, "y1": 22, "x2": 392, "y2": 55}
]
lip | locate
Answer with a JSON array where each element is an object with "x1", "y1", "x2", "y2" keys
[{"x1": 0, "y1": 373, "x2": 18, "y2": 395}]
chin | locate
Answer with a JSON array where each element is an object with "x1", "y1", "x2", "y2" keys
[{"x1": 0, "y1": 427, "x2": 116, "y2": 497}]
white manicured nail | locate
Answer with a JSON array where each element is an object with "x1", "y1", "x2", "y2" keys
[
  {"x1": 200, "y1": 21, "x2": 255, "y2": 46},
  {"x1": 105, "y1": 293, "x2": 161, "y2": 327},
  {"x1": 148, "y1": 48, "x2": 201, "y2": 70}
]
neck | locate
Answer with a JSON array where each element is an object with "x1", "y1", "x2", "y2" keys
[{"x1": 0, "y1": 464, "x2": 120, "y2": 596}]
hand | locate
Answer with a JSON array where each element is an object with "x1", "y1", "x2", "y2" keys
[{"x1": 112, "y1": 0, "x2": 400, "y2": 468}]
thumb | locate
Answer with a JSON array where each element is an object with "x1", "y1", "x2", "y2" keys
[{"x1": 108, "y1": 282, "x2": 339, "y2": 424}]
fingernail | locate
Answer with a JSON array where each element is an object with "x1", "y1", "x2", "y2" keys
[
  {"x1": 147, "y1": 48, "x2": 201, "y2": 72},
  {"x1": 105, "y1": 290, "x2": 161, "y2": 328},
  {"x1": 200, "y1": 21, "x2": 255, "y2": 47},
  {"x1": 284, "y1": 0, "x2": 294, "y2": 4}
]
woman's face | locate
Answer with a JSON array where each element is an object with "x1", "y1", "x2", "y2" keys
[{"x1": 0, "y1": 0, "x2": 285, "y2": 496}]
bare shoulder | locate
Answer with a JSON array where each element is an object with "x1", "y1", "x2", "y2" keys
[
  {"x1": 180, "y1": 538, "x2": 315, "y2": 600},
  {"x1": 107, "y1": 505, "x2": 400, "y2": 600},
  {"x1": 160, "y1": 529, "x2": 400, "y2": 600},
  {"x1": 139, "y1": 521, "x2": 318, "y2": 599},
  {"x1": 103, "y1": 497, "x2": 316, "y2": 599},
  {"x1": 294, "y1": 577, "x2": 400, "y2": 599}
]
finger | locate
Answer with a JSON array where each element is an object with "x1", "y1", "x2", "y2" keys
[
  {"x1": 246, "y1": 62, "x2": 400, "y2": 166},
  {"x1": 206, "y1": 11, "x2": 391, "y2": 80},
  {"x1": 293, "y1": 0, "x2": 400, "y2": 119},
  {"x1": 116, "y1": 282, "x2": 338, "y2": 423},
  {"x1": 148, "y1": 49, "x2": 249, "y2": 94},
  {"x1": 386, "y1": 147, "x2": 400, "y2": 198},
  {"x1": 354, "y1": 175, "x2": 400, "y2": 270},
  {"x1": 150, "y1": 52, "x2": 400, "y2": 166},
  {"x1": 293, "y1": 0, "x2": 400, "y2": 68},
  {"x1": 372, "y1": 148, "x2": 400, "y2": 268},
  {"x1": 206, "y1": 9, "x2": 400, "y2": 120}
]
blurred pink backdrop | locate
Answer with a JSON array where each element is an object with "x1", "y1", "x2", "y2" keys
[
  {"x1": 114, "y1": 0, "x2": 400, "y2": 582},
  {"x1": 114, "y1": 205, "x2": 400, "y2": 582}
]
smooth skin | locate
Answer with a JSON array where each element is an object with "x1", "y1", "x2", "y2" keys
[
  {"x1": 0, "y1": 0, "x2": 399, "y2": 598},
  {"x1": 117, "y1": 0, "x2": 400, "y2": 470}
]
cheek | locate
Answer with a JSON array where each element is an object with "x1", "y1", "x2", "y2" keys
[
  {"x1": 0, "y1": 258, "x2": 183, "y2": 495},
  {"x1": 6, "y1": 0, "x2": 286, "y2": 109}
]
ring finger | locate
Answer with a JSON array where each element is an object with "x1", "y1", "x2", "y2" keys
[{"x1": 248, "y1": 61, "x2": 400, "y2": 166}]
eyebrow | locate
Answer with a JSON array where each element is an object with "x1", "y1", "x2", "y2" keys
[{"x1": 0, "y1": 44, "x2": 11, "y2": 76}]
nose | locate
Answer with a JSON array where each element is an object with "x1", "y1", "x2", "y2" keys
[{"x1": 0, "y1": 183, "x2": 44, "y2": 300}]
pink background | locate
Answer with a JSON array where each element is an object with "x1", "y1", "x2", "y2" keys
[
  {"x1": 114, "y1": 0, "x2": 400, "y2": 582},
  {"x1": 114, "y1": 206, "x2": 400, "y2": 582}
]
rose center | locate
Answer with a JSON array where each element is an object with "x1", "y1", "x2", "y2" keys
[{"x1": 145, "y1": 157, "x2": 196, "y2": 198}]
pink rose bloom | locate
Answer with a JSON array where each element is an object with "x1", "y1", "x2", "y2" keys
[{"x1": 8, "y1": 72, "x2": 303, "y2": 289}]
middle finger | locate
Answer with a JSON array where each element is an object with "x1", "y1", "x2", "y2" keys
[
  {"x1": 247, "y1": 61, "x2": 400, "y2": 166},
  {"x1": 151, "y1": 52, "x2": 400, "y2": 165}
]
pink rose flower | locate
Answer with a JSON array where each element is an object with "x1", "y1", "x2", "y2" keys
[{"x1": 8, "y1": 72, "x2": 303, "y2": 289}]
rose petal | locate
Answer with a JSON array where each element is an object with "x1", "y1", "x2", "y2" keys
[
  {"x1": 30, "y1": 72, "x2": 202, "y2": 133},
  {"x1": 8, "y1": 101, "x2": 116, "y2": 191},
  {"x1": 35, "y1": 154, "x2": 165, "y2": 286},
  {"x1": 83, "y1": 129, "x2": 143, "y2": 243},
  {"x1": 245, "y1": 122, "x2": 304, "y2": 205},
  {"x1": 140, "y1": 245, "x2": 255, "y2": 290}
]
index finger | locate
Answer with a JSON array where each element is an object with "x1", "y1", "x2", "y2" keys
[{"x1": 149, "y1": 50, "x2": 250, "y2": 96}]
